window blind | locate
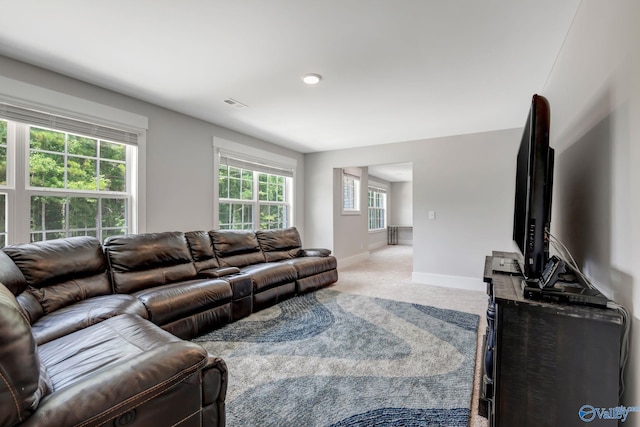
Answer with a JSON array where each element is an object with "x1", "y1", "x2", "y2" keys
[
  {"x1": 369, "y1": 186, "x2": 387, "y2": 193},
  {"x1": 219, "y1": 152, "x2": 294, "y2": 178},
  {"x1": 0, "y1": 102, "x2": 140, "y2": 145},
  {"x1": 343, "y1": 172, "x2": 360, "y2": 180}
]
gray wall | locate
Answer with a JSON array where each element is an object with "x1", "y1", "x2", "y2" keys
[
  {"x1": 390, "y1": 181, "x2": 413, "y2": 227},
  {"x1": 0, "y1": 55, "x2": 305, "y2": 236},
  {"x1": 332, "y1": 167, "x2": 370, "y2": 260},
  {"x1": 305, "y1": 128, "x2": 521, "y2": 289},
  {"x1": 329, "y1": 167, "x2": 394, "y2": 256},
  {"x1": 543, "y1": 0, "x2": 640, "y2": 407}
]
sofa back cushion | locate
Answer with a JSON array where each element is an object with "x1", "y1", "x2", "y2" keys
[
  {"x1": 105, "y1": 232, "x2": 198, "y2": 294},
  {"x1": 2, "y1": 236, "x2": 111, "y2": 315},
  {"x1": 185, "y1": 231, "x2": 220, "y2": 273},
  {"x1": 209, "y1": 230, "x2": 265, "y2": 268},
  {"x1": 256, "y1": 227, "x2": 302, "y2": 262},
  {"x1": 0, "y1": 283, "x2": 51, "y2": 427}
]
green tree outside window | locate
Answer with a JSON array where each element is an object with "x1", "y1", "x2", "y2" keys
[
  {"x1": 27, "y1": 127, "x2": 129, "y2": 242},
  {"x1": 218, "y1": 164, "x2": 290, "y2": 230}
]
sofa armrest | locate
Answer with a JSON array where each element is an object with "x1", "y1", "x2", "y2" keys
[
  {"x1": 199, "y1": 267, "x2": 241, "y2": 278},
  {"x1": 23, "y1": 343, "x2": 211, "y2": 427},
  {"x1": 201, "y1": 355, "x2": 228, "y2": 427},
  {"x1": 299, "y1": 248, "x2": 332, "y2": 257}
]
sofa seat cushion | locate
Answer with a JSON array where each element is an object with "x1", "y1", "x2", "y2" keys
[
  {"x1": 34, "y1": 314, "x2": 212, "y2": 426},
  {"x1": 30, "y1": 294, "x2": 148, "y2": 345},
  {"x1": 240, "y1": 262, "x2": 297, "y2": 293},
  {"x1": 39, "y1": 315, "x2": 182, "y2": 390},
  {"x1": 133, "y1": 279, "x2": 233, "y2": 326},
  {"x1": 283, "y1": 256, "x2": 338, "y2": 278}
]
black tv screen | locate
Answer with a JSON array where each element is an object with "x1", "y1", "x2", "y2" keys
[{"x1": 513, "y1": 94, "x2": 554, "y2": 280}]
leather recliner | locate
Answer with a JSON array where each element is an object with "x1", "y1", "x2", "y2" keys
[
  {"x1": 209, "y1": 229, "x2": 298, "y2": 311},
  {"x1": 256, "y1": 227, "x2": 338, "y2": 294},
  {"x1": 103, "y1": 231, "x2": 234, "y2": 339},
  {"x1": 1, "y1": 237, "x2": 148, "y2": 345},
  {"x1": 0, "y1": 276, "x2": 227, "y2": 427},
  {"x1": 185, "y1": 230, "x2": 254, "y2": 322},
  {"x1": 0, "y1": 226, "x2": 336, "y2": 427}
]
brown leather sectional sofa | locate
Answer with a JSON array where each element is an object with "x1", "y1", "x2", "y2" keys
[{"x1": 0, "y1": 227, "x2": 337, "y2": 427}]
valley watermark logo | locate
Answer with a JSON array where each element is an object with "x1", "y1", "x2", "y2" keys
[{"x1": 579, "y1": 404, "x2": 640, "y2": 423}]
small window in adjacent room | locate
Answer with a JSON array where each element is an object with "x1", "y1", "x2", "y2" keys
[
  {"x1": 342, "y1": 169, "x2": 361, "y2": 214},
  {"x1": 368, "y1": 186, "x2": 386, "y2": 231}
]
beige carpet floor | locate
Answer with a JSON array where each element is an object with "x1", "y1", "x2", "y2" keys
[{"x1": 332, "y1": 244, "x2": 489, "y2": 427}]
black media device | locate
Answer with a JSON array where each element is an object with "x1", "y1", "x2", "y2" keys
[
  {"x1": 539, "y1": 255, "x2": 564, "y2": 288},
  {"x1": 522, "y1": 283, "x2": 610, "y2": 308},
  {"x1": 512, "y1": 94, "x2": 555, "y2": 284}
]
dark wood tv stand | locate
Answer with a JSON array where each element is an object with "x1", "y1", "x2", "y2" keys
[{"x1": 479, "y1": 252, "x2": 623, "y2": 427}]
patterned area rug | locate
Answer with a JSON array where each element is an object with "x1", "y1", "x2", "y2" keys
[{"x1": 194, "y1": 289, "x2": 479, "y2": 427}]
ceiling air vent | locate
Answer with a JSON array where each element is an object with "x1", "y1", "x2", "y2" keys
[{"x1": 223, "y1": 98, "x2": 248, "y2": 110}]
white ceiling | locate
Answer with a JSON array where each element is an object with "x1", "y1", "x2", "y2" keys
[
  {"x1": 0, "y1": 1, "x2": 580, "y2": 154},
  {"x1": 368, "y1": 163, "x2": 413, "y2": 183}
]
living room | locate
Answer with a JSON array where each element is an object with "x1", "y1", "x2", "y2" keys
[{"x1": 0, "y1": 1, "x2": 638, "y2": 426}]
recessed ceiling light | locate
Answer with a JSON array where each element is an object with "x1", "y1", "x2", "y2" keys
[
  {"x1": 223, "y1": 98, "x2": 248, "y2": 109},
  {"x1": 302, "y1": 73, "x2": 322, "y2": 85}
]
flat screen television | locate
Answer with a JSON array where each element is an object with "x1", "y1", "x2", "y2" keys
[{"x1": 512, "y1": 94, "x2": 554, "y2": 281}]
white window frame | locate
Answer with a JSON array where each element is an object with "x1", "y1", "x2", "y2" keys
[
  {"x1": 341, "y1": 168, "x2": 361, "y2": 215},
  {"x1": 213, "y1": 137, "x2": 297, "y2": 230},
  {"x1": 217, "y1": 167, "x2": 291, "y2": 230},
  {"x1": 0, "y1": 76, "x2": 147, "y2": 244},
  {"x1": 368, "y1": 185, "x2": 387, "y2": 231}
]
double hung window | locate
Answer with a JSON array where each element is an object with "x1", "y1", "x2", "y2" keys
[
  {"x1": 217, "y1": 153, "x2": 293, "y2": 230},
  {"x1": 368, "y1": 186, "x2": 387, "y2": 231},
  {"x1": 0, "y1": 103, "x2": 140, "y2": 246}
]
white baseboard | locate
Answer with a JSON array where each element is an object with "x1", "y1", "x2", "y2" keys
[
  {"x1": 398, "y1": 240, "x2": 413, "y2": 246},
  {"x1": 337, "y1": 252, "x2": 370, "y2": 270},
  {"x1": 411, "y1": 272, "x2": 485, "y2": 292},
  {"x1": 368, "y1": 241, "x2": 386, "y2": 251}
]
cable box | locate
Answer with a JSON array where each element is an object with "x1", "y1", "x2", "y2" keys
[{"x1": 522, "y1": 282, "x2": 610, "y2": 308}]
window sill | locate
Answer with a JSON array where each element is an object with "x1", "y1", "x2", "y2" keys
[{"x1": 368, "y1": 228, "x2": 386, "y2": 234}]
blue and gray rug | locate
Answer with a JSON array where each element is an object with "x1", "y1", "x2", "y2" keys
[{"x1": 194, "y1": 289, "x2": 479, "y2": 427}]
